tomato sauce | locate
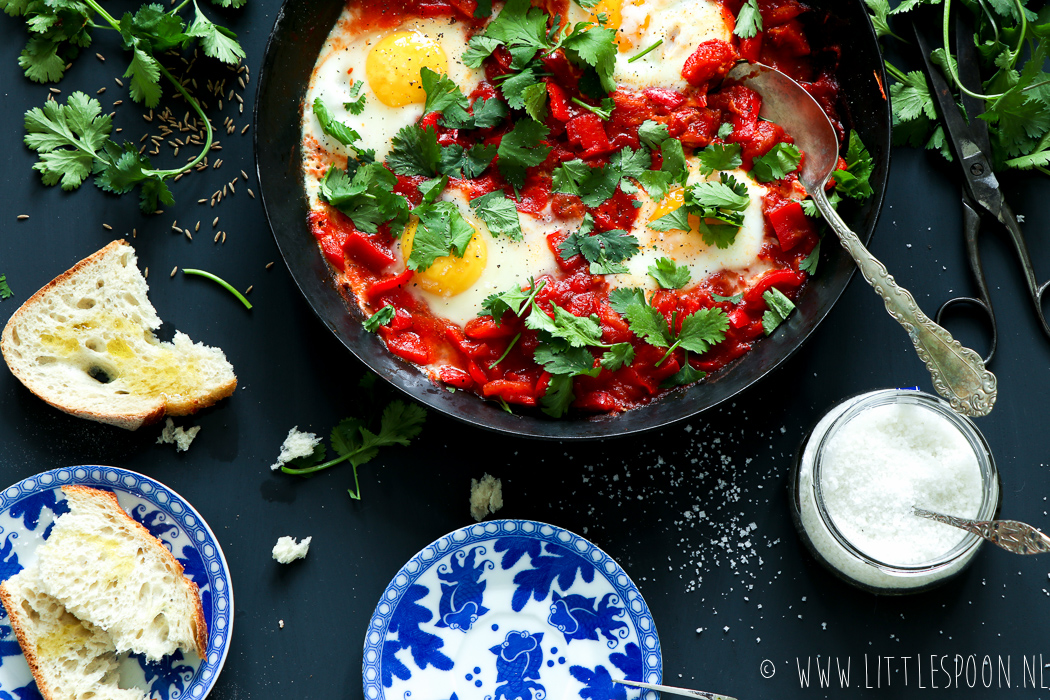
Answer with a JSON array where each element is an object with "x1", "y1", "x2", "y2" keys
[{"x1": 311, "y1": 0, "x2": 845, "y2": 415}]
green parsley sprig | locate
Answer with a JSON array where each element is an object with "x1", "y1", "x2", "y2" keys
[
  {"x1": 281, "y1": 377, "x2": 427, "y2": 500},
  {"x1": 0, "y1": 275, "x2": 12, "y2": 301},
  {"x1": 867, "y1": 0, "x2": 1050, "y2": 174},
  {"x1": 8, "y1": 0, "x2": 247, "y2": 212}
]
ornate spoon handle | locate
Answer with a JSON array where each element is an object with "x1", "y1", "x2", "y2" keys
[
  {"x1": 914, "y1": 508, "x2": 1050, "y2": 555},
  {"x1": 815, "y1": 192, "x2": 997, "y2": 417}
]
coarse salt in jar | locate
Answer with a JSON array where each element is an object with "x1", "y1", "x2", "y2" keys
[{"x1": 791, "y1": 389, "x2": 1000, "y2": 593}]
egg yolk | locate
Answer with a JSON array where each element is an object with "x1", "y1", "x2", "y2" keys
[
  {"x1": 401, "y1": 220, "x2": 487, "y2": 297},
  {"x1": 366, "y1": 31, "x2": 449, "y2": 108},
  {"x1": 591, "y1": 0, "x2": 649, "y2": 51},
  {"x1": 650, "y1": 189, "x2": 701, "y2": 231}
]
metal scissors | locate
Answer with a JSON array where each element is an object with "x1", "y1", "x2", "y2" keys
[{"x1": 913, "y1": 13, "x2": 1050, "y2": 365}]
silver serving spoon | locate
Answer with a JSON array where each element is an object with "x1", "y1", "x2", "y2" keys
[
  {"x1": 914, "y1": 508, "x2": 1050, "y2": 555},
  {"x1": 613, "y1": 678, "x2": 737, "y2": 700},
  {"x1": 726, "y1": 63, "x2": 997, "y2": 418}
]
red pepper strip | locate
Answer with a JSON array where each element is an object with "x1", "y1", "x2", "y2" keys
[
  {"x1": 765, "y1": 199, "x2": 814, "y2": 252},
  {"x1": 343, "y1": 231, "x2": 396, "y2": 271},
  {"x1": 368, "y1": 269, "x2": 413, "y2": 301},
  {"x1": 438, "y1": 365, "x2": 474, "y2": 389},
  {"x1": 743, "y1": 269, "x2": 806, "y2": 306}
]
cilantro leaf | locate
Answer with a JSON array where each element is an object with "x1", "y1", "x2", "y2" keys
[
  {"x1": 526, "y1": 303, "x2": 604, "y2": 347},
  {"x1": 185, "y1": 0, "x2": 245, "y2": 65},
  {"x1": 676, "y1": 307, "x2": 729, "y2": 354},
  {"x1": 552, "y1": 159, "x2": 617, "y2": 206},
  {"x1": 600, "y1": 342, "x2": 634, "y2": 371},
  {"x1": 0, "y1": 275, "x2": 12, "y2": 301},
  {"x1": 608, "y1": 287, "x2": 646, "y2": 315},
  {"x1": 499, "y1": 63, "x2": 544, "y2": 110},
  {"x1": 470, "y1": 97, "x2": 510, "y2": 128},
  {"x1": 24, "y1": 92, "x2": 111, "y2": 191},
  {"x1": 318, "y1": 164, "x2": 410, "y2": 234},
  {"x1": 125, "y1": 43, "x2": 162, "y2": 107},
  {"x1": 638, "y1": 169, "x2": 674, "y2": 201},
  {"x1": 833, "y1": 130, "x2": 874, "y2": 200},
  {"x1": 541, "y1": 374, "x2": 575, "y2": 417},
  {"x1": 697, "y1": 142, "x2": 742, "y2": 176},
  {"x1": 533, "y1": 343, "x2": 601, "y2": 377},
  {"x1": 750, "y1": 142, "x2": 802, "y2": 182},
  {"x1": 19, "y1": 37, "x2": 68, "y2": 83},
  {"x1": 690, "y1": 173, "x2": 750, "y2": 210},
  {"x1": 638, "y1": 120, "x2": 670, "y2": 150},
  {"x1": 648, "y1": 257, "x2": 691, "y2": 289},
  {"x1": 482, "y1": 278, "x2": 544, "y2": 324},
  {"x1": 761, "y1": 287, "x2": 796, "y2": 335},
  {"x1": 712, "y1": 292, "x2": 743, "y2": 304},
  {"x1": 660, "y1": 359, "x2": 705, "y2": 388},
  {"x1": 463, "y1": 35, "x2": 503, "y2": 68},
  {"x1": 660, "y1": 137, "x2": 689, "y2": 184},
  {"x1": 313, "y1": 97, "x2": 363, "y2": 148},
  {"x1": 388, "y1": 124, "x2": 442, "y2": 176},
  {"x1": 734, "y1": 0, "x2": 762, "y2": 39},
  {"x1": 561, "y1": 23, "x2": 618, "y2": 92},
  {"x1": 799, "y1": 241, "x2": 820, "y2": 275},
  {"x1": 364, "y1": 305, "x2": 396, "y2": 332},
  {"x1": 521, "y1": 82, "x2": 548, "y2": 122},
  {"x1": 558, "y1": 215, "x2": 639, "y2": 274},
  {"x1": 497, "y1": 118, "x2": 551, "y2": 189},
  {"x1": 421, "y1": 67, "x2": 471, "y2": 119},
  {"x1": 623, "y1": 303, "x2": 672, "y2": 347},
  {"x1": 470, "y1": 190, "x2": 524, "y2": 241},
  {"x1": 717, "y1": 122, "x2": 734, "y2": 139},
  {"x1": 648, "y1": 204, "x2": 692, "y2": 232},
  {"x1": 344, "y1": 80, "x2": 367, "y2": 115},
  {"x1": 418, "y1": 176, "x2": 447, "y2": 204},
  {"x1": 280, "y1": 399, "x2": 426, "y2": 499},
  {"x1": 407, "y1": 201, "x2": 477, "y2": 271}
]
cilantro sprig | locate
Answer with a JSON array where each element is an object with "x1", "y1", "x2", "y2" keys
[
  {"x1": 9, "y1": 0, "x2": 247, "y2": 212},
  {"x1": 558, "y1": 214, "x2": 639, "y2": 274},
  {"x1": 649, "y1": 172, "x2": 752, "y2": 248},
  {"x1": 869, "y1": 0, "x2": 1050, "y2": 176},
  {"x1": 280, "y1": 381, "x2": 426, "y2": 500},
  {"x1": 0, "y1": 275, "x2": 12, "y2": 301}
]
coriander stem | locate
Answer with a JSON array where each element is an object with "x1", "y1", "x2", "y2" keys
[
  {"x1": 939, "y1": 0, "x2": 1005, "y2": 102},
  {"x1": 348, "y1": 466, "x2": 363, "y2": 500},
  {"x1": 627, "y1": 39, "x2": 662, "y2": 63},
  {"x1": 489, "y1": 333, "x2": 521, "y2": 369},
  {"x1": 182, "y1": 269, "x2": 253, "y2": 309},
  {"x1": 281, "y1": 452, "x2": 351, "y2": 475},
  {"x1": 170, "y1": 0, "x2": 191, "y2": 14},
  {"x1": 81, "y1": 0, "x2": 120, "y2": 30},
  {"x1": 146, "y1": 63, "x2": 214, "y2": 177},
  {"x1": 883, "y1": 60, "x2": 907, "y2": 84}
]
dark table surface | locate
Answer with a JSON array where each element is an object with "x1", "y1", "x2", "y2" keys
[{"x1": 2, "y1": 2, "x2": 1050, "y2": 698}]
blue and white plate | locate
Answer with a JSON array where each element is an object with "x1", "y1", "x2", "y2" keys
[
  {"x1": 0, "y1": 466, "x2": 233, "y2": 700},
  {"x1": 363, "y1": 520, "x2": 661, "y2": 700}
]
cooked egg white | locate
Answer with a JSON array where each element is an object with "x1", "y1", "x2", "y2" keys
[
  {"x1": 303, "y1": 13, "x2": 483, "y2": 179},
  {"x1": 612, "y1": 167, "x2": 774, "y2": 290},
  {"x1": 396, "y1": 189, "x2": 562, "y2": 326},
  {"x1": 567, "y1": 0, "x2": 732, "y2": 89}
]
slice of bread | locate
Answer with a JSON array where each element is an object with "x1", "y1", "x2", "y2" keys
[
  {"x1": 0, "y1": 563, "x2": 147, "y2": 700},
  {"x1": 0, "y1": 240, "x2": 236, "y2": 430},
  {"x1": 35, "y1": 486, "x2": 207, "y2": 662}
]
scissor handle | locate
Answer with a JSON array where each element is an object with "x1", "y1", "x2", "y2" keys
[{"x1": 936, "y1": 296, "x2": 997, "y2": 366}]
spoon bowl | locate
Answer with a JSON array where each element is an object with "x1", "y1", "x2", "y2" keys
[{"x1": 728, "y1": 62, "x2": 998, "y2": 417}]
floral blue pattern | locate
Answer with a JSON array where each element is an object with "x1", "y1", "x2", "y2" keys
[
  {"x1": 363, "y1": 520, "x2": 661, "y2": 700},
  {"x1": 0, "y1": 466, "x2": 233, "y2": 700}
]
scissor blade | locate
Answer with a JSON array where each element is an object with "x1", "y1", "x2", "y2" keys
[
  {"x1": 912, "y1": 22, "x2": 1004, "y2": 218},
  {"x1": 612, "y1": 679, "x2": 738, "y2": 700},
  {"x1": 955, "y1": 10, "x2": 991, "y2": 156}
]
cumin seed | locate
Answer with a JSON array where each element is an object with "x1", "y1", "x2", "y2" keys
[{"x1": 170, "y1": 266, "x2": 178, "y2": 278}]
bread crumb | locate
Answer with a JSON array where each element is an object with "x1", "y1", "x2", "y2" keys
[
  {"x1": 470, "y1": 474, "x2": 503, "y2": 522},
  {"x1": 272, "y1": 536, "x2": 312, "y2": 564},
  {"x1": 156, "y1": 418, "x2": 201, "y2": 452},
  {"x1": 279, "y1": 619, "x2": 285, "y2": 629},
  {"x1": 270, "y1": 427, "x2": 321, "y2": 471}
]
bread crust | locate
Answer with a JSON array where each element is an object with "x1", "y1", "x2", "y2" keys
[
  {"x1": 60, "y1": 485, "x2": 208, "y2": 658},
  {"x1": 0, "y1": 240, "x2": 237, "y2": 431},
  {"x1": 0, "y1": 579, "x2": 60, "y2": 700}
]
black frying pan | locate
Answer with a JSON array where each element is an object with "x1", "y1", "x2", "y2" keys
[{"x1": 253, "y1": 0, "x2": 891, "y2": 440}]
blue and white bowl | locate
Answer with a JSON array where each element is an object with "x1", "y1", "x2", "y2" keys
[
  {"x1": 363, "y1": 520, "x2": 661, "y2": 700},
  {"x1": 0, "y1": 466, "x2": 233, "y2": 700}
]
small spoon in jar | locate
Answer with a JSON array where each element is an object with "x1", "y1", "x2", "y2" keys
[
  {"x1": 726, "y1": 63, "x2": 997, "y2": 418},
  {"x1": 914, "y1": 507, "x2": 1050, "y2": 555},
  {"x1": 612, "y1": 678, "x2": 737, "y2": 700}
]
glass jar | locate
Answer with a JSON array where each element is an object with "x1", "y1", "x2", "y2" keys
[{"x1": 790, "y1": 389, "x2": 1001, "y2": 594}]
